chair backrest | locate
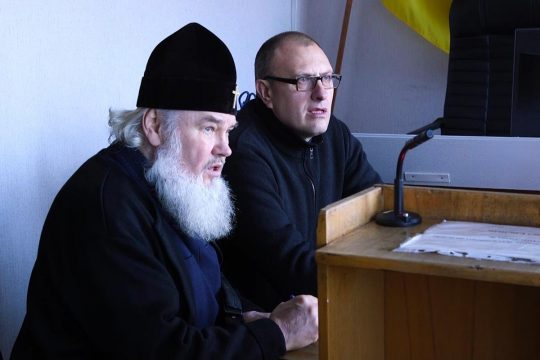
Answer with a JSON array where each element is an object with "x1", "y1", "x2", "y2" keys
[{"x1": 442, "y1": 0, "x2": 540, "y2": 136}]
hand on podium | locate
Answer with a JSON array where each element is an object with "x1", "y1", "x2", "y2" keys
[{"x1": 270, "y1": 295, "x2": 319, "y2": 351}]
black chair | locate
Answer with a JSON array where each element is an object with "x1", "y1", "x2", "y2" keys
[
  {"x1": 411, "y1": 0, "x2": 540, "y2": 136},
  {"x1": 445, "y1": 0, "x2": 540, "y2": 136}
]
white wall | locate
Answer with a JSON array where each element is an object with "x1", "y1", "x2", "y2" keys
[
  {"x1": 297, "y1": 0, "x2": 448, "y2": 134},
  {"x1": 0, "y1": 1, "x2": 293, "y2": 356}
]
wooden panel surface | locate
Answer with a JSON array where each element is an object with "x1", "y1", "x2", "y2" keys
[
  {"x1": 318, "y1": 265, "x2": 384, "y2": 360},
  {"x1": 316, "y1": 218, "x2": 540, "y2": 288},
  {"x1": 316, "y1": 186, "x2": 383, "y2": 248},
  {"x1": 384, "y1": 272, "x2": 540, "y2": 360},
  {"x1": 316, "y1": 186, "x2": 540, "y2": 360},
  {"x1": 381, "y1": 185, "x2": 540, "y2": 227}
]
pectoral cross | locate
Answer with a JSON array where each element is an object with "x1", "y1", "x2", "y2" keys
[{"x1": 232, "y1": 86, "x2": 240, "y2": 109}]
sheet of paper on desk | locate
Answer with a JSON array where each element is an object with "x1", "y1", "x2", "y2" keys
[{"x1": 394, "y1": 220, "x2": 540, "y2": 263}]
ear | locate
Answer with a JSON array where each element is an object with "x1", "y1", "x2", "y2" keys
[
  {"x1": 142, "y1": 108, "x2": 162, "y2": 147},
  {"x1": 256, "y1": 79, "x2": 274, "y2": 109}
]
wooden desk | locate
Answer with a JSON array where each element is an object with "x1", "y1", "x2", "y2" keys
[{"x1": 316, "y1": 185, "x2": 540, "y2": 360}]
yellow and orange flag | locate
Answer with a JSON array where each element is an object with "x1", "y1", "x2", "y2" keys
[{"x1": 381, "y1": 0, "x2": 453, "y2": 53}]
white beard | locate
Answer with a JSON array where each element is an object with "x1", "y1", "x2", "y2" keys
[{"x1": 144, "y1": 133, "x2": 235, "y2": 242}]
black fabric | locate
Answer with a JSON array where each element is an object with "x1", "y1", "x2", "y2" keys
[
  {"x1": 442, "y1": 0, "x2": 540, "y2": 135},
  {"x1": 220, "y1": 98, "x2": 381, "y2": 311},
  {"x1": 10, "y1": 143, "x2": 285, "y2": 359},
  {"x1": 443, "y1": 34, "x2": 514, "y2": 135},
  {"x1": 136, "y1": 23, "x2": 237, "y2": 114},
  {"x1": 220, "y1": 274, "x2": 243, "y2": 325}
]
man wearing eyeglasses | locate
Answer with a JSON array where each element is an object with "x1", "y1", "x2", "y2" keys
[{"x1": 220, "y1": 31, "x2": 381, "y2": 311}]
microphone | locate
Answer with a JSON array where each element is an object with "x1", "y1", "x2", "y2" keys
[{"x1": 375, "y1": 129, "x2": 434, "y2": 227}]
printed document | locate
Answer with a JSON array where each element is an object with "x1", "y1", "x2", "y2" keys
[{"x1": 395, "y1": 220, "x2": 540, "y2": 263}]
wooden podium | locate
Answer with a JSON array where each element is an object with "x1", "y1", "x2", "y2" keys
[{"x1": 316, "y1": 185, "x2": 540, "y2": 360}]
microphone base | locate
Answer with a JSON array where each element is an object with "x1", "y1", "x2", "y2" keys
[{"x1": 375, "y1": 210, "x2": 422, "y2": 227}]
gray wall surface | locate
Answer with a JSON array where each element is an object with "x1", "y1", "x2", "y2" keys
[
  {"x1": 297, "y1": 0, "x2": 449, "y2": 134},
  {"x1": 357, "y1": 133, "x2": 540, "y2": 191}
]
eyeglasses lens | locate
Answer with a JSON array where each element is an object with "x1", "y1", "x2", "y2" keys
[{"x1": 295, "y1": 75, "x2": 341, "y2": 91}]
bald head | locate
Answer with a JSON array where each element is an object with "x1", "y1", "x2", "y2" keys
[{"x1": 254, "y1": 31, "x2": 321, "y2": 80}]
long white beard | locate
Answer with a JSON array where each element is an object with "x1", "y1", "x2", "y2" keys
[{"x1": 144, "y1": 134, "x2": 235, "y2": 242}]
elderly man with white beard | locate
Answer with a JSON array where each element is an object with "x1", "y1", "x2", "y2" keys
[{"x1": 11, "y1": 23, "x2": 318, "y2": 360}]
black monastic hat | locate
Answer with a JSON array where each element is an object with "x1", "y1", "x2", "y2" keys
[{"x1": 137, "y1": 23, "x2": 237, "y2": 114}]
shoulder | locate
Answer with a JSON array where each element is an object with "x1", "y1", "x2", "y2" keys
[
  {"x1": 322, "y1": 115, "x2": 356, "y2": 149},
  {"x1": 62, "y1": 147, "x2": 139, "y2": 199},
  {"x1": 52, "y1": 147, "x2": 157, "y2": 235},
  {"x1": 230, "y1": 100, "x2": 272, "y2": 151},
  {"x1": 326, "y1": 115, "x2": 353, "y2": 137},
  {"x1": 57, "y1": 148, "x2": 117, "y2": 201}
]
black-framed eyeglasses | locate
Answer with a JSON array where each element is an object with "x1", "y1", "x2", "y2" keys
[{"x1": 263, "y1": 74, "x2": 342, "y2": 91}]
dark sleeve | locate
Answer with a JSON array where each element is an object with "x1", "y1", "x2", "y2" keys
[
  {"x1": 72, "y1": 234, "x2": 284, "y2": 359},
  {"x1": 224, "y1": 147, "x2": 317, "y2": 303},
  {"x1": 340, "y1": 122, "x2": 382, "y2": 197},
  {"x1": 17, "y1": 165, "x2": 285, "y2": 360}
]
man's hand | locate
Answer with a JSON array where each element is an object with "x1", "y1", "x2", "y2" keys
[
  {"x1": 269, "y1": 295, "x2": 318, "y2": 351},
  {"x1": 242, "y1": 311, "x2": 270, "y2": 323}
]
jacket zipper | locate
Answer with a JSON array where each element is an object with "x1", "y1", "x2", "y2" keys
[{"x1": 305, "y1": 147, "x2": 316, "y2": 204}]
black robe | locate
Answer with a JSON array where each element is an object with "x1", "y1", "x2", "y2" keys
[{"x1": 11, "y1": 143, "x2": 284, "y2": 359}]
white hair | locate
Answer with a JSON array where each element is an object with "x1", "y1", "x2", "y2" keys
[
  {"x1": 144, "y1": 127, "x2": 235, "y2": 241},
  {"x1": 108, "y1": 108, "x2": 179, "y2": 147}
]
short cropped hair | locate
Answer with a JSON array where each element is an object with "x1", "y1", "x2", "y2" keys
[{"x1": 254, "y1": 31, "x2": 320, "y2": 80}]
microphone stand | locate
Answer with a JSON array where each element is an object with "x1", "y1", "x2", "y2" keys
[{"x1": 375, "y1": 129, "x2": 434, "y2": 227}]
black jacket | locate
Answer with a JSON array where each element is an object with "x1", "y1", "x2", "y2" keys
[
  {"x1": 221, "y1": 98, "x2": 381, "y2": 310},
  {"x1": 11, "y1": 143, "x2": 285, "y2": 359}
]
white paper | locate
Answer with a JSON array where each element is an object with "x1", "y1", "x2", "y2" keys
[{"x1": 394, "y1": 220, "x2": 540, "y2": 263}]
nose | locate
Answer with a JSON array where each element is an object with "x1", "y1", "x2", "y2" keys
[
  {"x1": 311, "y1": 79, "x2": 330, "y2": 101},
  {"x1": 213, "y1": 134, "x2": 232, "y2": 158}
]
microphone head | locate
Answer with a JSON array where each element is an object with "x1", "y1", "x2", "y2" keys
[{"x1": 405, "y1": 129, "x2": 434, "y2": 150}]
